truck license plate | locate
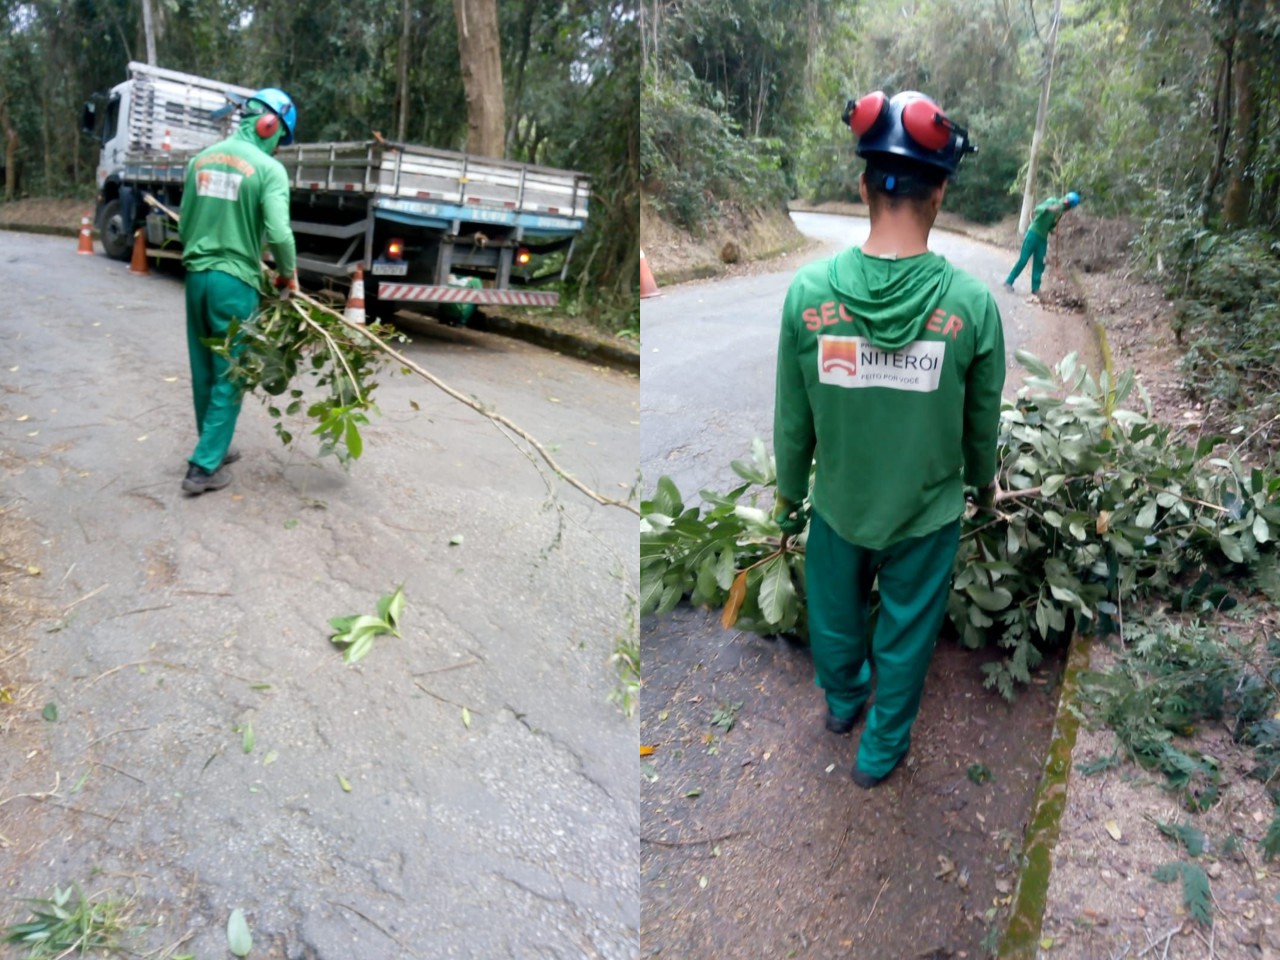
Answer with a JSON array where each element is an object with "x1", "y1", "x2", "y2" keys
[{"x1": 371, "y1": 261, "x2": 408, "y2": 276}]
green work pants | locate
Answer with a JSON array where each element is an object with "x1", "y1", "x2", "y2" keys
[
  {"x1": 806, "y1": 511, "x2": 960, "y2": 779},
  {"x1": 1005, "y1": 229, "x2": 1049, "y2": 293},
  {"x1": 185, "y1": 269, "x2": 257, "y2": 472}
]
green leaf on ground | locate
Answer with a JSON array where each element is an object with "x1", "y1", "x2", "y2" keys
[
  {"x1": 1153, "y1": 861, "x2": 1212, "y2": 925},
  {"x1": 227, "y1": 908, "x2": 253, "y2": 956}
]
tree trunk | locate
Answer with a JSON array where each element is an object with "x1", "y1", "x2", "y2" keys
[
  {"x1": 0, "y1": 89, "x2": 16, "y2": 202},
  {"x1": 453, "y1": 0, "x2": 505, "y2": 158},
  {"x1": 141, "y1": 0, "x2": 156, "y2": 65},
  {"x1": 1221, "y1": 0, "x2": 1261, "y2": 228},
  {"x1": 1200, "y1": 31, "x2": 1235, "y2": 223},
  {"x1": 1018, "y1": 0, "x2": 1063, "y2": 236},
  {"x1": 396, "y1": 0, "x2": 410, "y2": 140}
]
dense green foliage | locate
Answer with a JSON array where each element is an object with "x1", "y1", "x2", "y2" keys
[
  {"x1": 0, "y1": 0, "x2": 637, "y2": 332},
  {"x1": 640, "y1": 67, "x2": 788, "y2": 234}
]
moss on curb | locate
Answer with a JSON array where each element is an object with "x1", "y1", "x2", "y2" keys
[{"x1": 998, "y1": 631, "x2": 1091, "y2": 957}]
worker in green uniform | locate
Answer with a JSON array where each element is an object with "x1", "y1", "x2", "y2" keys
[
  {"x1": 772, "y1": 91, "x2": 1005, "y2": 789},
  {"x1": 178, "y1": 87, "x2": 299, "y2": 494},
  {"x1": 1003, "y1": 191, "x2": 1081, "y2": 296}
]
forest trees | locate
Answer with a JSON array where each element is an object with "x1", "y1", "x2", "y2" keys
[
  {"x1": 0, "y1": 0, "x2": 638, "y2": 331},
  {"x1": 641, "y1": 0, "x2": 1280, "y2": 233}
]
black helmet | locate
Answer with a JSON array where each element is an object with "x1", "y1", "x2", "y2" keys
[{"x1": 843, "y1": 90, "x2": 977, "y2": 176}]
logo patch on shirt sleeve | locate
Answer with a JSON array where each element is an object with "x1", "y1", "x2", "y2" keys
[
  {"x1": 817, "y1": 335, "x2": 945, "y2": 392},
  {"x1": 195, "y1": 169, "x2": 243, "y2": 202}
]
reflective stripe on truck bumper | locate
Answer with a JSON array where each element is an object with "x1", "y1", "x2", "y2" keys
[{"x1": 377, "y1": 283, "x2": 559, "y2": 306}]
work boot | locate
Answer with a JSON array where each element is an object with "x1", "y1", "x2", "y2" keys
[
  {"x1": 182, "y1": 463, "x2": 232, "y2": 494},
  {"x1": 825, "y1": 702, "x2": 865, "y2": 735},
  {"x1": 851, "y1": 767, "x2": 885, "y2": 789},
  {"x1": 1002, "y1": 282, "x2": 1014, "y2": 293},
  {"x1": 222, "y1": 447, "x2": 242, "y2": 465}
]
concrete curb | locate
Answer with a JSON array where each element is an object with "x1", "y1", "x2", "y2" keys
[
  {"x1": 478, "y1": 312, "x2": 640, "y2": 373},
  {"x1": 2, "y1": 222, "x2": 639, "y2": 372}
]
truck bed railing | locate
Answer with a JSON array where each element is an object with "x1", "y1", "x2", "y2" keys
[
  {"x1": 277, "y1": 141, "x2": 590, "y2": 221},
  {"x1": 125, "y1": 61, "x2": 254, "y2": 156}
]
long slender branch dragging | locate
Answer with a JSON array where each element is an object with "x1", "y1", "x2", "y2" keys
[{"x1": 298, "y1": 289, "x2": 639, "y2": 515}]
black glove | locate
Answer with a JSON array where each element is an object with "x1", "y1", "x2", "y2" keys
[{"x1": 975, "y1": 480, "x2": 999, "y2": 511}]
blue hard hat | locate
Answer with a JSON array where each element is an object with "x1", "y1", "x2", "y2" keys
[
  {"x1": 246, "y1": 88, "x2": 297, "y2": 146},
  {"x1": 844, "y1": 90, "x2": 976, "y2": 176},
  {"x1": 1066, "y1": 191, "x2": 1081, "y2": 208}
]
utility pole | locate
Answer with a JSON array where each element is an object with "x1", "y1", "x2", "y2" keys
[
  {"x1": 141, "y1": 0, "x2": 157, "y2": 65},
  {"x1": 1018, "y1": 0, "x2": 1062, "y2": 236}
]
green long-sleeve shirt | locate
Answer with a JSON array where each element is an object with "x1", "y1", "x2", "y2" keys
[
  {"x1": 179, "y1": 116, "x2": 296, "y2": 289},
  {"x1": 1028, "y1": 196, "x2": 1066, "y2": 239},
  {"x1": 773, "y1": 248, "x2": 1006, "y2": 549}
]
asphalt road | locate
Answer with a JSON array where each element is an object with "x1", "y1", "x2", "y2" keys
[
  {"x1": 0, "y1": 232, "x2": 639, "y2": 959},
  {"x1": 640, "y1": 210, "x2": 1090, "y2": 499}
]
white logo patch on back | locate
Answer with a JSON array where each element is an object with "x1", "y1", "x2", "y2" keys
[
  {"x1": 195, "y1": 169, "x2": 243, "y2": 202},
  {"x1": 817, "y1": 336, "x2": 945, "y2": 392}
]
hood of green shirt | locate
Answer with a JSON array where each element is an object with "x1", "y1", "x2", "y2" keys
[{"x1": 826, "y1": 248, "x2": 953, "y2": 351}]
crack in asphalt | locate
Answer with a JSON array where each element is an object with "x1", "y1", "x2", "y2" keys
[{"x1": 505, "y1": 704, "x2": 620, "y2": 807}]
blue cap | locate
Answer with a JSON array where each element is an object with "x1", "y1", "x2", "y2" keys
[
  {"x1": 1065, "y1": 191, "x2": 1081, "y2": 208},
  {"x1": 247, "y1": 88, "x2": 297, "y2": 146}
]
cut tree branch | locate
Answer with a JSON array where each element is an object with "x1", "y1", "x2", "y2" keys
[{"x1": 142, "y1": 192, "x2": 637, "y2": 516}]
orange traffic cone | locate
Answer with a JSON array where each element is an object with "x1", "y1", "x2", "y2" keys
[
  {"x1": 640, "y1": 248, "x2": 661, "y2": 299},
  {"x1": 76, "y1": 212, "x2": 94, "y2": 255},
  {"x1": 162, "y1": 129, "x2": 172, "y2": 152},
  {"x1": 344, "y1": 264, "x2": 367, "y2": 324},
  {"x1": 128, "y1": 229, "x2": 150, "y2": 276}
]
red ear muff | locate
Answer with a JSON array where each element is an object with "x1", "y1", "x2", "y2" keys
[
  {"x1": 255, "y1": 112, "x2": 280, "y2": 139},
  {"x1": 901, "y1": 98, "x2": 953, "y2": 152},
  {"x1": 847, "y1": 91, "x2": 888, "y2": 136}
]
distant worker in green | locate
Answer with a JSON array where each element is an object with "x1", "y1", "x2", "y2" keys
[
  {"x1": 1003, "y1": 191, "x2": 1081, "y2": 296},
  {"x1": 178, "y1": 87, "x2": 299, "y2": 494},
  {"x1": 772, "y1": 91, "x2": 1005, "y2": 789}
]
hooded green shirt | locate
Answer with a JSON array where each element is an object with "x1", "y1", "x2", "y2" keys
[
  {"x1": 773, "y1": 248, "x2": 1006, "y2": 549},
  {"x1": 1028, "y1": 196, "x2": 1066, "y2": 238},
  {"x1": 179, "y1": 116, "x2": 296, "y2": 290}
]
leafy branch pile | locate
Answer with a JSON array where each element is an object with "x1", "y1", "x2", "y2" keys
[
  {"x1": 641, "y1": 353, "x2": 1280, "y2": 697},
  {"x1": 218, "y1": 292, "x2": 397, "y2": 465},
  {"x1": 3, "y1": 885, "x2": 132, "y2": 959}
]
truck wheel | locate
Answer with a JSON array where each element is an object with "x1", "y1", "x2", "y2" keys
[{"x1": 100, "y1": 199, "x2": 134, "y2": 261}]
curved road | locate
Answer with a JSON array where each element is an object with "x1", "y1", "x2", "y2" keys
[{"x1": 640, "y1": 209, "x2": 1098, "y2": 500}]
